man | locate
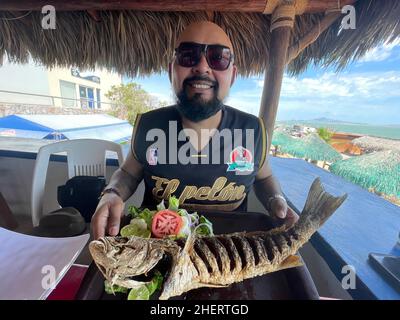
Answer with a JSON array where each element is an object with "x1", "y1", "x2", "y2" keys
[{"x1": 92, "y1": 21, "x2": 298, "y2": 239}]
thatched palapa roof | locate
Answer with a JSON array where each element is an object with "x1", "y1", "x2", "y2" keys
[
  {"x1": 0, "y1": 0, "x2": 400, "y2": 77},
  {"x1": 353, "y1": 136, "x2": 400, "y2": 153},
  {"x1": 272, "y1": 130, "x2": 342, "y2": 162},
  {"x1": 330, "y1": 150, "x2": 400, "y2": 197}
]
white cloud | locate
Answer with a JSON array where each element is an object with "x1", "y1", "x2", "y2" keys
[
  {"x1": 256, "y1": 71, "x2": 400, "y2": 99},
  {"x1": 359, "y1": 38, "x2": 400, "y2": 62},
  {"x1": 228, "y1": 70, "x2": 400, "y2": 124},
  {"x1": 225, "y1": 97, "x2": 259, "y2": 116}
]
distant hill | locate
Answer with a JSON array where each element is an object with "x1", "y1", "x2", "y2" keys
[
  {"x1": 311, "y1": 117, "x2": 363, "y2": 124},
  {"x1": 280, "y1": 118, "x2": 365, "y2": 125}
]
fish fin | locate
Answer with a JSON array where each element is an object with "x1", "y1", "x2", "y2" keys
[
  {"x1": 295, "y1": 178, "x2": 347, "y2": 231},
  {"x1": 182, "y1": 229, "x2": 196, "y2": 254},
  {"x1": 276, "y1": 255, "x2": 303, "y2": 271}
]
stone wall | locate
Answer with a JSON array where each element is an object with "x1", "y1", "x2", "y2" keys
[{"x1": 0, "y1": 103, "x2": 106, "y2": 117}]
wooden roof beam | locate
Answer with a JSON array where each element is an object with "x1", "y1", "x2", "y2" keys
[
  {"x1": 0, "y1": 0, "x2": 356, "y2": 14},
  {"x1": 287, "y1": 11, "x2": 342, "y2": 64}
]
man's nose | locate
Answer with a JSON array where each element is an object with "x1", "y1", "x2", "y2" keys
[{"x1": 192, "y1": 54, "x2": 211, "y2": 75}]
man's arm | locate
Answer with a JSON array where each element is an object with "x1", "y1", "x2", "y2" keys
[
  {"x1": 254, "y1": 157, "x2": 299, "y2": 227},
  {"x1": 107, "y1": 151, "x2": 144, "y2": 201},
  {"x1": 91, "y1": 151, "x2": 144, "y2": 239}
]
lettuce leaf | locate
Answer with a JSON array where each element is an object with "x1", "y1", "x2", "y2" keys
[
  {"x1": 196, "y1": 216, "x2": 214, "y2": 236},
  {"x1": 128, "y1": 206, "x2": 156, "y2": 227},
  {"x1": 146, "y1": 271, "x2": 163, "y2": 296},
  {"x1": 105, "y1": 272, "x2": 163, "y2": 300},
  {"x1": 138, "y1": 208, "x2": 156, "y2": 227},
  {"x1": 168, "y1": 196, "x2": 180, "y2": 211},
  {"x1": 104, "y1": 280, "x2": 128, "y2": 295},
  {"x1": 128, "y1": 205, "x2": 141, "y2": 218}
]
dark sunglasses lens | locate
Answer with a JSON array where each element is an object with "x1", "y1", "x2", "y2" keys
[
  {"x1": 207, "y1": 46, "x2": 231, "y2": 70},
  {"x1": 177, "y1": 44, "x2": 201, "y2": 67}
]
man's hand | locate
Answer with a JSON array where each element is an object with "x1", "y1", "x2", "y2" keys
[
  {"x1": 91, "y1": 193, "x2": 125, "y2": 239},
  {"x1": 270, "y1": 198, "x2": 299, "y2": 228}
]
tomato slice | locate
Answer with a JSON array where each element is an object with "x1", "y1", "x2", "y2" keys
[{"x1": 151, "y1": 209, "x2": 183, "y2": 238}]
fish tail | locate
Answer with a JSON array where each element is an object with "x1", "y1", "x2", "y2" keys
[{"x1": 292, "y1": 178, "x2": 347, "y2": 235}]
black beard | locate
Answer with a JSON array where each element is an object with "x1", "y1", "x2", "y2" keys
[{"x1": 176, "y1": 77, "x2": 223, "y2": 122}]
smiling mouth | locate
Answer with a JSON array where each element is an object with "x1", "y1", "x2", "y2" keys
[
  {"x1": 187, "y1": 81, "x2": 215, "y2": 90},
  {"x1": 190, "y1": 84, "x2": 212, "y2": 89}
]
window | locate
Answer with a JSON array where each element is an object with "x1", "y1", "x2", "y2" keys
[
  {"x1": 79, "y1": 85, "x2": 87, "y2": 108},
  {"x1": 59, "y1": 80, "x2": 76, "y2": 107},
  {"x1": 87, "y1": 87, "x2": 94, "y2": 109},
  {"x1": 79, "y1": 85, "x2": 96, "y2": 109}
]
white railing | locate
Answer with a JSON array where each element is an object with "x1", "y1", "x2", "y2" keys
[{"x1": 0, "y1": 89, "x2": 116, "y2": 109}]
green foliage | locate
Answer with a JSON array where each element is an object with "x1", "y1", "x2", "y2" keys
[
  {"x1": 106, "y1": 82, "x2": 167, "y2": 125},
  {"x1": 317, "y1": 127, "x2": 333, "y2": 143}
]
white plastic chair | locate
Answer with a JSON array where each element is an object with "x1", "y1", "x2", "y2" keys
[{"x1": 31, "y1": 139, "x2": 124, "y2": 227}]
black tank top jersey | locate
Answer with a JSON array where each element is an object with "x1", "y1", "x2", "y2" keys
[{"x1": 131, "y1": 105, "x2": 267, "y2": 212}]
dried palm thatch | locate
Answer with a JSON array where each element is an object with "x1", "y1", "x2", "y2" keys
[
  {"x1": 352, "y1": 136, "x2": 400, "y2": 153},
  {"x1": 330, "y1": 150, "x2": 400, "y2": 198},
  {"x1": 0, "y1": 0, "x2": 399, "y2": 77},
  {"x1": 272, "y1": 129, "x2": 342, "y2": 162},
  {"x1": 293, "y1": 134, "x2": 341, "y2": 162}
]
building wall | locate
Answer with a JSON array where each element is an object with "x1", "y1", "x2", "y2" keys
[
  {"x1": 0, "y1": 60, "x2": 51, "y2": 105},
  {"x1": 0, "y1": 59, "x2": 122, "y2": 110},
  {"x1": 47, "y1": 67, "x2": 122, "y2": 110}
]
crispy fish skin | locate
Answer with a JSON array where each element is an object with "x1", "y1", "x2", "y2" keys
[{"x1": 89, "y1": 178, "x2": 347, "y2": 300}]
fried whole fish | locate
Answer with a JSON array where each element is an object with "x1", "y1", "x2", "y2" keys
[{"x1": 89, "y1": 178, "x2": 347, "y2": 300}]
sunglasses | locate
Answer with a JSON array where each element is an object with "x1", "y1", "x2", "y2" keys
[{"x1": 174, "y1": 42, "x2": 234, "y2": 71}]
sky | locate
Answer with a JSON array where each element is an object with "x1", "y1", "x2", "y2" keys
[{"x1": 127, "y1": 38, "x2": 400, "y2": 125}]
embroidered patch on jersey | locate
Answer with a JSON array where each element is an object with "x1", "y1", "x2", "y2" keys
[
  {"x1": 147, "y1": 148, "x2": 158, "y2": 165},
  {"x1": 227, "y1": 146, "x2": 254, "y2": 173}
]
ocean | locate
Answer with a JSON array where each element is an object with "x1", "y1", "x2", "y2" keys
[{"x1": 279, "y1": 121, "x2": 400, "y2": 140}]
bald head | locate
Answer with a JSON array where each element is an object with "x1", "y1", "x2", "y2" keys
[
  {"x1": 176, "y1": 21, "x2": 234, "y2": 52},
  {"x1": 170, "y1": 21, "x2": 237, "y2": 122}
]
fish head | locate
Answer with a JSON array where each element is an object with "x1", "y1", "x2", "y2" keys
[
  {"x1": 89, "y1": 236, "x2": 178, "y2": 282},
  {"x1": 89, "y1": 235, "x2": 198, "y2": 299}
]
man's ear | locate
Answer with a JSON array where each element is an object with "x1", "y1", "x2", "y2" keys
[
  {"x1": 230, "y1": 64, "x2": 237, "y2": 87},
  {"x1": 168, "y1": 62, "x2": 172, "y2": 83}
]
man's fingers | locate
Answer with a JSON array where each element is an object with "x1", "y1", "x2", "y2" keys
[
  {"x1": 107, "y1": 202, "x2": 123, "y2": 236},
  {"x1": 271, "y1": 199, "x2": 287, "y2": 219},
  {"x1": 91, "y1": 205, "x2": 109, "y2": 239},
  {"x1": 285, "y1": 207, "x2": 299, "y2": 228}
]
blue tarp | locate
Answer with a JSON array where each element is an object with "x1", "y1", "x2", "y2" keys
[{"x1": 0, "y1": 114, "x2": 133, "y2": 143}]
